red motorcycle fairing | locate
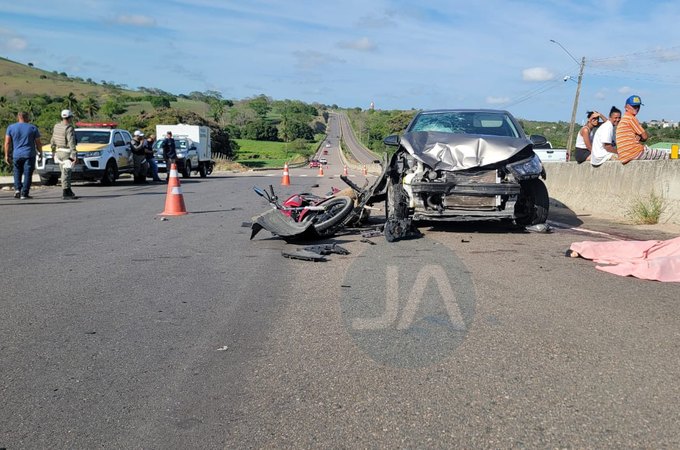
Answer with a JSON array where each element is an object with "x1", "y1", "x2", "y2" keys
[{"x1": 281, "y1": 193, "x2": 325, "y2": 221}]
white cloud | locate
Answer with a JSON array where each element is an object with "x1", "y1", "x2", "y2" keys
[
  {"x1": 115, "y1": 15, "x2": 156, "y2": 27},
  {"x1": 6, "y1": 37, "x2": 28, "y2": 51},
  {"x1": 293, "y1": 50, "x2": 345, "y2": 71},
  {"x1": 618, "y1": 86, "x2": 633, "y2": 95},
  {"x1": 595, "y1": 90, "x2": 606, "y2": 100},
  {"x1": 486, "y1": 96, "x2": 509, "y2": 105},
  {"x1": 338, "y1": 37, "x2": 376, "y2": 52},
  {"x1": 0, "y1": 27, "x2": 27, "y2": 51},
  {"x1": 522, "y1": 67, "x2": 555, "y2": 82}
]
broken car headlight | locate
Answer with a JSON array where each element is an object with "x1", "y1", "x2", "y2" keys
[{"x1": 506, "y1": 154, "x2": 543, "y2": 180}]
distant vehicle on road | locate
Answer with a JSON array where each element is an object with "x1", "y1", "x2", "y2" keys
[
  {"x1": 319, "y1": 158, "x2": 328, "y2": 165},
  {"x1": 309, "y1": 159, "x2": 321, "y2": 168},
  {"x1": 325, "y1": 143, "x2": 331, "y2": 148}
]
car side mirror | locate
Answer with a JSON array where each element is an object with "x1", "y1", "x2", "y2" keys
[
  {"x1": 529, "y1": 134, "x2": 548, "y2": 146},
  {"x1": 383, "y1": 135, "x2": 400, "y2": 146}
]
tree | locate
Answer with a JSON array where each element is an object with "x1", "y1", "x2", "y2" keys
[
  {"x1": 279, "y1": 119, "x2": 314, "y2": 142},
  {"x1": 150, "y1": 96, "x2": 171, "y2": 109},
  {"x1": 208, "y1": 98, "x2": 226, "y2": 123},
  {"x1": 62, "y1": 92, "x2": 83, "y2": 117},
  {"x1": 242, "y1": 119, "x2": 279, "y2": 141},
  {"x1": 100, "y1": 97, "x2": 126, "y2": 118},
  {"x1": 81, "y1": 96, "x2": 100, "y2": 118},
  {"x1": 248, "y1": 95, "x2": 271, "y2": 118}
]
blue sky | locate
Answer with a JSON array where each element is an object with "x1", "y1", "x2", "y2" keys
[{"x1": 2, "y1": 0, "x2": 680, "y2": 122}]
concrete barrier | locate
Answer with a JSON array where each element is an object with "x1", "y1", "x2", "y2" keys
[{"x1": 543, "y1": 160, "x2": 680, "y2": 225}]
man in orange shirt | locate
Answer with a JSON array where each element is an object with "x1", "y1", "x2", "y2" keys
[{"x1": 615, "y1": 95, "x2": 669, "y2": 164}]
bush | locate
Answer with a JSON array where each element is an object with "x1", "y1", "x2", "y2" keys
[{"x1": 626, "y1": 192, "x2": 667, "y2": 225}]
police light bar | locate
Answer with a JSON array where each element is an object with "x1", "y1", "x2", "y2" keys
[{"x1": 76, "y1": 122, "x2": 118, "y2": 128}]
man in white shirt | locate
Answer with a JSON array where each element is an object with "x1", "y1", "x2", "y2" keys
[{"x1": 591, "y1": 106, "x2": 621, "y2": 166}]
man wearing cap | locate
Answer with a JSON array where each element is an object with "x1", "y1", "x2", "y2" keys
[
  {"x1": 4, "y1": 111, "x2": 43, "y2": 199},
  {"x1": 615, "y1": 95, "x2": 669, "y2": 164},
  {"x1": 130, "y1": 130, "x2": 149, "y2": 184},
  {"x1": 50, "y1": 109, "x2": 78, "y2": 199}
]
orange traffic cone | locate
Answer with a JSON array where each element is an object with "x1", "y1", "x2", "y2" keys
[
  {"x1": 281, "y1": 162, "x2": 291, "y2": 186},
  {"x1": 318, "y1": 164, "x2": 324, "y2": 177},
  {"x1": 343, "y1": 165, "x2": 348, "y2": 176},
  {"x1": 362, "y1": 164, "x2": 367, "y2": 176},
  {"x1": 160, "y1": 163, "x2": 188, "y2": 216}
]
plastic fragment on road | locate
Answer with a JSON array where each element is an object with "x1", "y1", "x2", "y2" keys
[{"x1": 525, "y1": 223, "x2": 552, "y2": 233}]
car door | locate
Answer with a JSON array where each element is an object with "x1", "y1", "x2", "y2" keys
[{"x1": 113, "y1": 131, "x2": 132, "y2": 169}]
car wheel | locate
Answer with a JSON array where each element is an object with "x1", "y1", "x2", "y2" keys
[
  {"x1": 199, "y1": 163, "x2": 207, "y2": 178},
  {"x1": 385, "y1": 172, "x2": 409, "y2": 222},
  {"x1": 40, "y1": 175, "x2": 58, "y2": 186},
  {"x1": 101, "y1": 160, "x2": 118, "y2": 185},
  {"x1": 182, "y1": 161, "x2": 191, "y2": 178},
  {"x1": 514, "y1": 178, "x2": 549, "y2": 226}
]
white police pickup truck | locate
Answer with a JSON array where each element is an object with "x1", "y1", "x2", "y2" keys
[{"x1": 37, "y1": 122, "x2": 134, "y2": 185}]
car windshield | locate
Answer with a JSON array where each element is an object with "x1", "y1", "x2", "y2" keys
[
  {"x1": 75, "y1": 130, "x2": 110, "y2": 144},
  {"x1": 153, "y1": 138, "x2": 188, "y2": 149},
  {"x1": 408, "y1": 111, "x2": 520, "y2": 138}
]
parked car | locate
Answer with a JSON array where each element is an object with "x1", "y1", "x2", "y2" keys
[
  {"x1": 381, "y1": 109, "x2": 549, "y2": 238},
  {"x1": 37, "y1": 123, "x2": 133, "y2": 185}
]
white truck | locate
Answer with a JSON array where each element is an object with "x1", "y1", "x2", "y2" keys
[{"x1": 154, "y1": 124, "x2": 214, "y2": 177}]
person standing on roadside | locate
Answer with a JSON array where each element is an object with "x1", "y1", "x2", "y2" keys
[
  {"x1": 145, "y1": 133, "x2": 162, "y2": 182},
  {"x1": 4, "y1": 111, "x2": 43, "y2": 199},
  {"x1": 574, "y1": 111, "x2": 606, "y2": 164},
  {"x1": 615, "y1": 95, "x2": 669, "y2": 164},
  {"x1": 50, "y1": 109, "x2": 78, "y2": 200},
  {"x1": 161, "y1": 131, "x2": 176, "y2": 182},
  {"x1": 591, "y1": 106, "x2": 621, "y2": 167},
  {"x1": 130, "y1": 130, "x2": 148, "y2": 184}
]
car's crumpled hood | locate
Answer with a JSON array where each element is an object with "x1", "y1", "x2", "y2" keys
[{"x1": 399, "y1": 131, "x2": 532, "y2": 171}]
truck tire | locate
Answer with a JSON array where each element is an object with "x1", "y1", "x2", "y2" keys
[
  {"x1": 199, "y1": 163, "x2": 207, "y2": 178},
  {"x1": 101, "y1": 160, "x2": 118, "y2": 185},
  {"x1": 182, "y1": 161, "x2": 191, "y2": 178},
  {"x1": 40, "y1": 175, "x2": 58, "y2": 186}
]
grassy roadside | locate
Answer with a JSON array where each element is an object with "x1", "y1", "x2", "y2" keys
[{"x1": 234, "y1": 137, "x2": 323, "y2": 169}]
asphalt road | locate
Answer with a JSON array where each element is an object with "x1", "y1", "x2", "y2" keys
[{"x1": 2, "y1": 166, "x2": 680, "y2": 447}]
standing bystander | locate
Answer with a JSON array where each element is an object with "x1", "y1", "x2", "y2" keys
[
  {"x1": 161, "y1": 131, "x2": 177, "y2": 182},
  {"x1": 130, "y1": 130, "x2": 148, "y2": 184},
  {"x1": 615, "y1": 95, "x2": 669, "y2": 164},
  {"x1": 4, "y1": 111, "x2": 43, "y2": 199},
  {"x1": 591, "y1": 106, "x2": 621, "y2": 167},
  {"x1": 145, "y1": 134, "x2": 162, "y2": 182},
  {"x1": 50, "y1": 109, "x2": 79, "y2": 200}
]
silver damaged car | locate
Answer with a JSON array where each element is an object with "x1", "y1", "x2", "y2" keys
[{"x1": 381, "y1": 109, "x2": 550, "y2": 241}]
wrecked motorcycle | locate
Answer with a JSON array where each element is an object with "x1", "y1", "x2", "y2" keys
[{"x1": 250, "y1": 185, "x2": 354, "y2": 241}]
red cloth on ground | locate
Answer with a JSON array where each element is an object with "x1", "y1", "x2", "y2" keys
[{"x1": 569, "y1": 236, "x2": 680, "y2": 282}]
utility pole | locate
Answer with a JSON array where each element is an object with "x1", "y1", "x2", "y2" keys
[
  {"x1": 567, "y1": 57, "x2": 586, "y2": 154},
  {"x1": 550, "y1": 39, "x2": 585, "y2": 155}
]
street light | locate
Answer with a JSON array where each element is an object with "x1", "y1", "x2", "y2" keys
[{"x1": 551, "y1": 39, "x2": 585, "y2": 155}]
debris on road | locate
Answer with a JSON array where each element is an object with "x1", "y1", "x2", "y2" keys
[{"x1": 282, "y1": 243, "x2": 350, "y2": 262}]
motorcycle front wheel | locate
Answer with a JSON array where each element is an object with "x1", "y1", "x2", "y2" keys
[{"x1": 302, "y1": 196, "x2": 354, "y2": 235}]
